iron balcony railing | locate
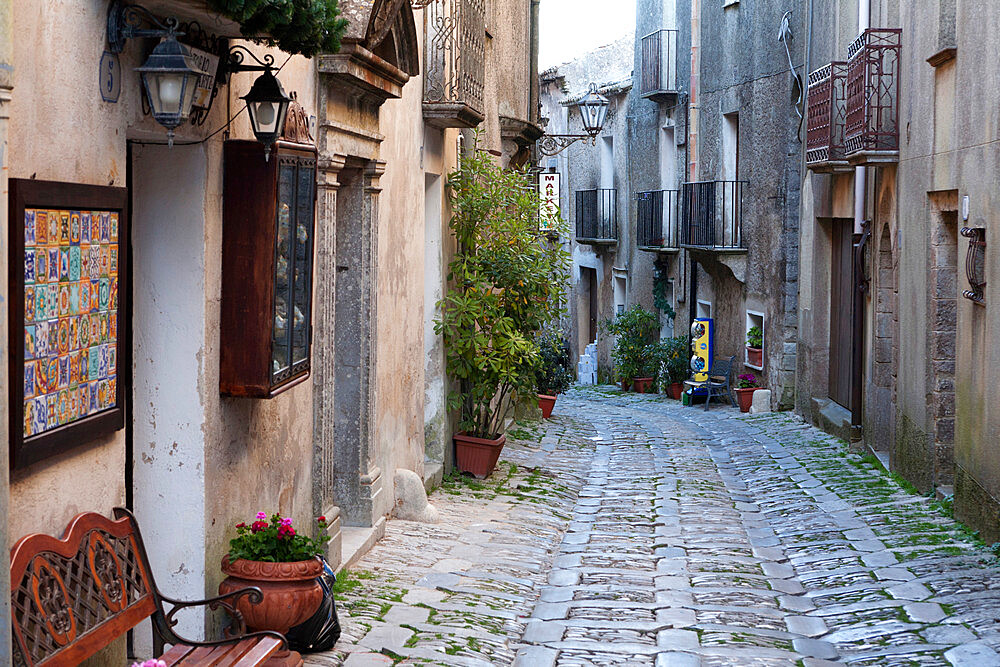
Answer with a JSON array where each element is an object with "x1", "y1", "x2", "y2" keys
[
  {"x1": 575, "y1": 189, "x2": 618, "y2": 244},
  {"x1": 845, "y1": 28, "x2": 901, "y2": 162},
  {"x1": 680, "y1": 180, "x2": 746, "y2": 249},
  {"x1": 423, "y1": 0, "x2": 486, "y2": 128},
  {"x1": 806, "y1": 61, "x2": 850, "y2": 171},
  {"x1": 636, "y1": 190, "x2": 679, "y2": 249},
  {"x1": 640, "y1": 29, "x2": 679, "y2": 99}
]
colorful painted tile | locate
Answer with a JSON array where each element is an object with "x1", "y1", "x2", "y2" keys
[
  {"x1": 89, "y1": 246, "x2": 101, "y2": 280},
  {"x1": 59, "y1": 247, "x2": 70, "y2": 282},
  {"x1": 78, "y1": 281, "x2": 90, "y2": 315},
  {"x1": 109, "y1": 278, "x2": 118, "y2": 311},
  {"x1": 70, "y1": 212, "x2": 81, "y2": 245},
  {"x1": 68, "y1": 283, "x2": 80, "y2": 317},
  {"x1": 108, "y1": 377, "x2": 117, "y2": 407},
  {"x1": 80, "y1": 246, "x2": 89, "y2": 278},
  {"x1": 24, "y1": 250, "x2": 35, "y2": 284},
  {"x1": 91, "y1": 213, "x2": 100, "y2": 243},
  {"x1": 58, "y1": 355, "x2": 70, "y2": 389},
  {"x1": 58, "y1": 212, "x2": 70, "y2": 245},
  {"x1": 89, "y1": 346, "x2": 100, "y2": 381},
  {"x1": 31, "y1": 396, "x2": 46, "y2": 435},
  {"x1": 89, "y1": 279, "x2": 100, "y2": 311},
  {"x1": 24, "y1": 362, "x2": 35, "y2": 399},
  {"x1": 33, "y1": 286, "x2": 47, "y2": 321},
  {"x1": 98, "y1": 213, "x2": 109, "y2": 243},
  {"x1": 57, "y1": 318, "x2": 69, "y2": 355},
  {"x1": 109, "y1": 213, "x2": 119, "y2": 243},
  {"x1": 47, "y1": 319, "x2": 58, "y2": 357},
  {"x1": 35, "y1": 210, "x2": 47, "y2": 245},
  {"x1": 58, "y1": 284, "x2": 70, "y2": 317},
  {"x1": 47, "y1": 211, "x2": 59, "y2": 244},
  {"x1": 57, "y1": 389, "x2": 69, "y2": 425},
  {"x1": 81, "y1": 212, "x2": 91, "y2": 244},
  {"x1": 69, "y1": 246, "x2": 81, "y2": 281},
  {"x1": 69, "y1": 351, "x2": 80, "y2": 386},
  {"x1": 23, "y1": 400, "x2": 34, "y2": 437},
  {"x1": 79, "y1": 350, "x2": 89, "y2": 383},
  {"x1": 99, "y1": 278, "x2": 110, "y2": 310},
  {"x1": 25, "y1": 325, "x2": 35, "y2": 361},
  {"x1": 24, "y1": 210, "x2": 35, "y2": 245},
  {"x1": 76, "y1": 386, "x2": 88, "y2": 419},
  {"x1": 89, "y1": 381, "x2": 99, "y2": 413},
  {"x1": 68, "y1": 390, "x2": 79, "y2": 422},
  {"x1": 89, "y1": 314, "x2": 99, "y2": 344},
  {"x1": 70, "y1": 315, "x2": 81, "y2": 352},
  {"x1": 99, "y1": 312, "x2": 109, "y2": 343},
  {"x1": 35, "y1": 249, "x2": 48, "y2": 285},
  {"x1": 46, "y1": 394, "x2": 58, "y2": 429},
  {"x1": 99, "y1": 245, "x2": 110, "y2": 277},
  {"x1": 47, "y1": 248, "x2": 59, "y2": 281},
  {"x1": 99, "y1": 380, "x2": 111, "y2": 409},
  {"x1": 109, "y1": 313, "x2": 117, "y2": 342},
  {"x1": 109, "y1": 246, "x2": 118, "y2": 277},
  {"x1": 25, "y1": 286, "x2": 35, "y2": 322},
  {"x1": 108, "y1": 346, "x2": 117, "y2": 376},
  {"x1": 45, "y1": 358, "x2": 59, "y2": 393},
  {"x1": 35, "y1": 320, "x2": 48, "y2": 358}
]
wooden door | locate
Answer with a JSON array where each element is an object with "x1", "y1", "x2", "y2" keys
[{"x1": 829, "y1": 219, "x2": 854, "y2": 408}]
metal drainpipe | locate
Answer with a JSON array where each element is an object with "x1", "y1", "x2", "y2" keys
[
  {"x1": 854, "y1": 0, "x2": 870, "y2": 234},
  {"x1": 529, "y1": 0, "x2": 540, "y2": 126},
  {"x1": 687, "y1": 0, "x2": 702, "y2": 318}
]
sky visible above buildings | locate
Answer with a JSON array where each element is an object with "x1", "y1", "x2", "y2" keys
[{"x1": 539, "y1": 0, "x2": 637, "y2": 69}]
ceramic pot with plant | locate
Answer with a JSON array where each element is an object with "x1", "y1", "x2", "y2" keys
[
  {"x1": 746, "y1": 326, "x2": 763, "y2": 368},
  {"x1": 219, "y1": 512, "x2": 332, "y2": 663},
  {"x1": 734, "y1": 373, "x2": 760, "y2": 412},
  {"x1": 536, "y1": 332, "x2": 573, "y2": 418},
  {"x1": 605, "y1": 306, "x2": 659, "y2": 390},
  {"x1": 647, "y1": 336, "x2": 689, "y2": 399},
  {"x1": 435, "y1": 135, "x2": 570, "y2": 478}
]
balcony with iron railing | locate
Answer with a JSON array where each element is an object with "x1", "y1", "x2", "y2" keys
[
  {"x1": 575, "y1": 189, "x2": 618, "y2": 245},
  {"x1": 680, "y1": 180, "x2": 746, "y2": 250},
  {"x1": 844, "y1": 28, "x2": 901, "y2": 165},
  {"x1": 637, "y1": 190, "x2": 679, "y2": 252},
  {"x1": 640, "y1": 30, "x2": 679, "y2": 102},
  {"x1": 423, "y1": 0, "x2": 486, "y2": 128},
  {"x1": 806, "y1": 61, "x2": 851, "y2": 172}
]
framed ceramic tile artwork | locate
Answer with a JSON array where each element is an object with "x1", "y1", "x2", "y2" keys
[{"x1": 8, "y1": 179, "x2": 129, "y2": 469}]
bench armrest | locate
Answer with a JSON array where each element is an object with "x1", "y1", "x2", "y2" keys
[{"x1": 156, "y1": 587, "x2": 287, "y2": 653}]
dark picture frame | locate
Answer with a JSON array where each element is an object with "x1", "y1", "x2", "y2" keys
[{"x1": 8, "y1": 179, "x2": 130, "y2": 469}]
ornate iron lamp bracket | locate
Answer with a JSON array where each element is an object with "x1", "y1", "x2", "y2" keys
[
  {"x1": 107, "y1": 1, "x2": 183, "y2": 53},
  {"x1": 537, "y1": 134, "x2": 597, "y2": 157}
]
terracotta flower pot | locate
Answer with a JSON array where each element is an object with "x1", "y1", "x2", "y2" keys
[
  {"x1": 219, "y1": 556, "x2": 323, "y2": 634},
  {"x1": 667, "y1": 382, "x2": 684, "y2": 400},
  {"x1": 538, "y1": 394, "x2": 557, "y2": 419},
  {"x1": 454, "y1": 432, "x2": 506, "y2": 479},
  {"x1": 746, "y1": 346, "x2": 763, "y2": 368},
  {"x1": 632, "y1": 377, "x2": 655, "y2": 394},
  {"x1": 735, "y1": 387, "x2": 757, "y2": 413}
]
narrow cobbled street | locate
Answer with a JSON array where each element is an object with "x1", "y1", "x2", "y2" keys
[{"x1": 310, "y1": 388, "x2": 1000, "y2": 667}]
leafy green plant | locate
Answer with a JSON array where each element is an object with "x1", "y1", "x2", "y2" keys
[
  {"x1": 746, "y1": 325, "x2": 763, "y2": 349},
  {"x1": 535, "y1": 331, "x2": 573, "y2": 396},
  {"x1": 604, "y1": 305, "x2": 659, "y2": 383},
  {"x1": 646, "y1": 336, "x2": 689, "y2": 386},
  {"x1": 228, "y1": 512, "x2": 331, "y2": 562},
  {"x1": 435, "y1": 135, "x2": 571, "y2": 438},
  {"x1": 209, "y1": 0, "x2": 349, "y2": 57}
]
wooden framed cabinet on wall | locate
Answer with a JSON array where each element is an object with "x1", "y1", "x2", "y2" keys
[{"x1": 220, "y1": 140, "x2": 317, "y2": 398}]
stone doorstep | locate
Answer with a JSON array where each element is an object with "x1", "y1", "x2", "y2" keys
[{"x1": 337, "y1": 517, "x2": 388, "y2": 573}]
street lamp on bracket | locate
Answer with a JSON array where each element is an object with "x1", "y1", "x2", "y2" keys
[
  {"x1": 538, "y1": 83, "x2": 610, "y2": 157},
  {"x1": 225, "y1": 46, "x2": 293, "y2": 161}
]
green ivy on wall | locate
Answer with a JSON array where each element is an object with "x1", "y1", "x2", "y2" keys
[
  {"x1": 210, "y1": 0, "x2": 349, "y2": 58},
  {"x1": 652, "y1": 267, "x2": 675, "y2": 321}
]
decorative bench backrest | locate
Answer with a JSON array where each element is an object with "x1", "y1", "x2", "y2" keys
[{"x1": 10, "y1": 512, "x2": 158, "y2": 666}]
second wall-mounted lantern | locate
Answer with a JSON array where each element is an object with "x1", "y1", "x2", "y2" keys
[
  {"x1": 538, "y1": 83, "x2": 610, "y2": 157},
  {"x1": 227, "y1": 46, "x2": 293, "y2": 161}
]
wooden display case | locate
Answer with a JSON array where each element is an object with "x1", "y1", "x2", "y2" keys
[{"x1": 220, "y1": 140, "x2": 317, "y2": 397}]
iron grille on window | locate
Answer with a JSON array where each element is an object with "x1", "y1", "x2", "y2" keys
[
  {"x1": 961, "y1": 227, "x2": 986, "y2": 304},
  {"x1": 806, "y1": 61, "x2": 849, "y2": 171},
  {"x1": 680, "y1": 180, "x2": 745, "y2": 249},
  {"x1": 844, "y1": 28, "x2": 901, "y2": 162},
  {"x1": 640, "y1": 30, "x2": 678, "y2": 100},
  {"x1": 423, "y1": 0, "x2": 486, "y2": 128},
  {"x1": 637, "y1": 190, "x2": 679, "y2": 249},
  {"x1": 575, "y1": 189, "x2": 617, "y2": 244}
]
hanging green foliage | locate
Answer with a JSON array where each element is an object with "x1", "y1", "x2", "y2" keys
[{"x1": 210, "y1": 0, "x2": 349, "y2": 58}]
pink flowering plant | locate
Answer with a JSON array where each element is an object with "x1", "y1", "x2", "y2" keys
[
  {"x1": 228, "y1": 512, "x2": 331, "y2": 563},
  {"x1": 737, "y1": 373, "x2": 760, "y2": 389},
  {"x1": 132, "y1": 661, "x2": 166, "y2": 667}
]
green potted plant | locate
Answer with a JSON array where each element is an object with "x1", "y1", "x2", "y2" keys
[
  {"x1": 536, "y1": 331, "x2": 573, "y2": 418},
  {"x1": 746, "y1": 325, "x2": 763, "y2": 368},
  {"x1": 648, "y1": 336, "x2": 689, "y2": 399},
  {"x1": 219, "y1": 513, "x2": 332, "y2": 639},
  {"x1": 435, "y1": 137, "x2": 570, "y2": 478},
  {"x1": 735, "y1": 373, "x2": 760, "y2": 412},
  {"x1": 604, "y1": 305, "x2": 659, "y2": 391}
]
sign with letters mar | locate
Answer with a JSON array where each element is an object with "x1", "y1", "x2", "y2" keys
[{"x1": 538, "y1": 173, "x2": 561, "y2": 232}]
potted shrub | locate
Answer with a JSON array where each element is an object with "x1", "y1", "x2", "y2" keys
[
  {"x1": 735, "y1": 373, "x2": 760, "y2": 412},
  {"x1": 605, "y1": 305, "x2": 659, "y2": 391},
  {"x1": 219, "y1": 513, "x2": 332, "y2": 639},
  {"x1": 648, "y1": 336, "x2": 689, "y2": 399},
  {"x1": 435, "y1": 137, "x2": 570, "y2": 478},
  {"x1": 536, "y1": 331, "x2": 573, "y2": 418},
  {"x1": 746, "y1": 325, "x2": 763, "y2": 368}
]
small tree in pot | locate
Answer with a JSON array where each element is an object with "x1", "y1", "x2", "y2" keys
[
  {"x1": 435, "y1": 138, "x2": 570, "y2": 477},
  {"x1": 604, "y1": 305, "x2": 659, "y2": 391},
  {"x1": 535, "y1": 331, "x2": 573, "y2": 418},
  {"x1": 647, "y1": 336, "x2": 689, "y2": 399}
]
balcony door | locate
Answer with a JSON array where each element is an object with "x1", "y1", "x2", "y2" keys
[{"x1": 829, "y1": 218, "x2": 854, "y2": 409}]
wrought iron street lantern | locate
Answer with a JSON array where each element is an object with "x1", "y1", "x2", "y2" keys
[
  {"x1": 135, "y1": 36, "x2": 207, "y2": 145},
  {"x1": 228, "y1": 47, "x2": 293, "y2": 161},
  {"x1": 538, "y1": 83, "x2": 611, "y2": 157}
]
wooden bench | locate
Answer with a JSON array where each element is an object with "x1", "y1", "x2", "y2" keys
[{"x1": 10, "y1": 508, "x2": 300, "y2": 666}]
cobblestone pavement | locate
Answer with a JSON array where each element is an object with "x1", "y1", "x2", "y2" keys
[{"x1": 306, "y1": 387, "x2": 1000, "y2": 667}]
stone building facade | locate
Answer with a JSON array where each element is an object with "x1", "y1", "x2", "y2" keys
[
  {"x1": 1, "y1": 0, "x2": 538, "y2": 658},
  {"x1": 797, "y1": 0, "x2": 1000, "y2": 542}
]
